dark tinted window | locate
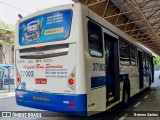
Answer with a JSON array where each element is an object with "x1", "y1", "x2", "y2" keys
[
  {"x1": 143, "y1": 53, "x2": 146, "y2": 66},
  {"x1": 145, "y1": 54, "x2": 150, "y2": 70},
  {"x1": 143, "y1": 53, "x2": 149, "y2": 76},
  {"x1": 88, "y1": 21, "x2": 103, "y2": 57},
  {"x1": 130, "y1": 44, "x2": 137, "y2": 65},
  {"x1": 119, "y1": 38, "x2": 130, "y2": 65}
]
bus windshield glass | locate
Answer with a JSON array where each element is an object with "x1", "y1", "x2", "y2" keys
[{"x1": 19, "y1": 9, "x2": 72, "y2": 46}]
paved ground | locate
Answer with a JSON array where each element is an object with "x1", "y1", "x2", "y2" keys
[
  {"x1": 122, "y1": 87, "x2": 160, "y2": 120},
  {"x1": 0, "y1": 92, "x2": 15, "y2": 99},
  {"x1": 151, "y1": 71, "x2": 160, "y2": 87},
  {"x1": 0, "y1": 71, "x2": 160, "y2": 120},
  {"x1": 0, "y1": 86, "x2": 159, "y2": 120}
]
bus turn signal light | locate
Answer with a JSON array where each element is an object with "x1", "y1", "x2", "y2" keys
[{"x1": 71, "y1": 73, "x2": 75, "y2": 77}]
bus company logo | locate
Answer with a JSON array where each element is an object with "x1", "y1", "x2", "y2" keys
[{"x1": 23, "y1": 64, "x2": 64, "y2": 70}]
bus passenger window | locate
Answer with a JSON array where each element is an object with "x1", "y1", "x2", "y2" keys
[
  {"x1": 88, "y1": 21, "x2": 103, "y2": 57},
  {"x1": 145, "y1": 54, "x2": 150, "y2": 73},
  {"x1": 119, "y1": 39, "x2": 130, "y2": 65},
  {"x1": 143, "y1": 53, "x2": 147, "y2": 68},
  {"x1": 143, "y1": 53, "x2": 147, "y2": 76},
  {"x1": 130, "y1": 44, "x2": 137, "y2": 66}
]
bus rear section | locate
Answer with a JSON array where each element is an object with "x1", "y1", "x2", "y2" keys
[{"x1": 15, "y1": 4, "x2": 87, "y2": 116}]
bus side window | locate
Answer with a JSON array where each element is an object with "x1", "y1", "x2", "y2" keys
[
  {"x1": 143, "y1": 53, "x2": 147, "y2": 68},
  {"x1": 88, "y1": 21, "x2": 103, "y2": 57},
  {"x1": 146, "y1": 54, "x2": 150, "y2": 73},
  {"x1": 143, "y1": 53, "x2": 148, "y2": 76},
  {"x1": 119, "y1": 38, "x2": 130, "y2": 65},
  {"x1": 130, "y1": 44, "x2": 137, "y2": 66}
]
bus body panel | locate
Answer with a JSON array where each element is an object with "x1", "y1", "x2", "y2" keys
[
  {"x1": 15, "y1": 3, "x2": 87, "y2": 116},
  {"x1": 81, "y1": 7, "x2": 92, "y2": 114},
  {"x1": 73, "y1": 4, "x2": 87, "y2": 95},
  {"x1": 16, "y1": 89, "x2": 87, "y2": 116},
  {"x1": 81, "y1": 3, "x2": 153, "y2": 115},
  {"x1": 15, "y1": 43, "x2": 76, "y2": 94},
  {"x1": 15, "y1": 2, "x2": 154, "y2": 116}
]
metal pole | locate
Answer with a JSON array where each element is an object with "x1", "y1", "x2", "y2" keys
[{"x1": 8, "y1": 68, "x2": 10, "y2": 92}]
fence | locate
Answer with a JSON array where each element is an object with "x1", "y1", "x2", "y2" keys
[
  {"x1": 0, "y1": 64, "x2": 14, "y2": 94},
  {"x1": 0, "y1": 77, "x2": 15, "y2": 93}
]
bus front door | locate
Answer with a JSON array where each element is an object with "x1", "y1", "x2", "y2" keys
[
  {"x1": 138, "y1": 51, "x2": 144, "y2": 89},
  {"x1": 104, "y1": 33, "x2": 119, "y2": 105}
]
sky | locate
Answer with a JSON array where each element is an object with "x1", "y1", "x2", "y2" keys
[{"x1": 0, "y1": 0, "x2": 74, "y2": 25}]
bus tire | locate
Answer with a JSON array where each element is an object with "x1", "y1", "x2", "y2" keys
[{"x1": 122, "y1": 84, "x2": 130, "y2": 107}]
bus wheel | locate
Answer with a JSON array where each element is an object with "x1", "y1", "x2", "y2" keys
[{"x1": 123, "y1": 86, "x2": 130, "y2": 107}]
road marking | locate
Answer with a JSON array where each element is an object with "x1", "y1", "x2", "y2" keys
[
  {"x1": 133, "y1": 102, "x2": 141, "y2": 108},
  {"x1": 150, "y1": 91, "x2": 153, "y2": 93},
  {"x1": 119, "y1": 113, "x2": 129, "y2": 120},
  {"x1": 144, "y1": 95, "x2": 148, "y2": 99}
]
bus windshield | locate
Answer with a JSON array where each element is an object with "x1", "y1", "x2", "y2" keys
[{"x1": 19, "y1": 9, "x2": 72, "y2": 46}]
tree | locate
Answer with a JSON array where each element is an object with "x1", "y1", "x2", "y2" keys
[
  {"x1": 153, "y1": 53, "x2": 160, "y2": 68},
  {"x1": 0, "y1": 20, "x2": 15, "y2": 64}
]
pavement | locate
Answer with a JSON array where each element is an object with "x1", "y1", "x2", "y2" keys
[
  {"x1": 0, "y1": 87, "x2": 159, "y2": 120},
  {"x1": 151, "y1": 70, "x2": 160, "y2": 87},
  {"x1": 0, "y1": 71, "x2": 160, "y2": 120},
  {"x1": 119, "y1": 87, "x2": 160, "y2": 120},
  {"x1": 0, "y1": 92, "x2": 15, "y2": 99}
]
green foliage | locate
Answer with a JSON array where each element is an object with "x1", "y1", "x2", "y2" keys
[
  {"x1": 0, "y1": 20, "x2": 15, "y2": 64},
  {"x1": 0, "y1": 20, "x2": 15, "y2": 46},
  {"x1": 0, "y1": 21, "x2": 14, "y2": 30},
  {"x1": 153, "y1": 53, "x2": 160, "y2": 67}
]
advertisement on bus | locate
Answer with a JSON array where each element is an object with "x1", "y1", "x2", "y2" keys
[{"x1": 19, "y1": 9, "x2": 72, "y2": 45}]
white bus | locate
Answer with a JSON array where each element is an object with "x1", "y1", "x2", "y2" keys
[{"x1": 15, "y1": 2, "x2": 154, "y2": 116}]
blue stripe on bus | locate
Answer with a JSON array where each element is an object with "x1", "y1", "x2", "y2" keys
[
  {"x1": 15, "y1": 89, "x2": 87, "y2": 116},
  {"x1": 91, "y1": 76, "x2": 106, "y2": 89},
  {"x1": 119, "y1": 74, "x2": 129, "y2": 81}
]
